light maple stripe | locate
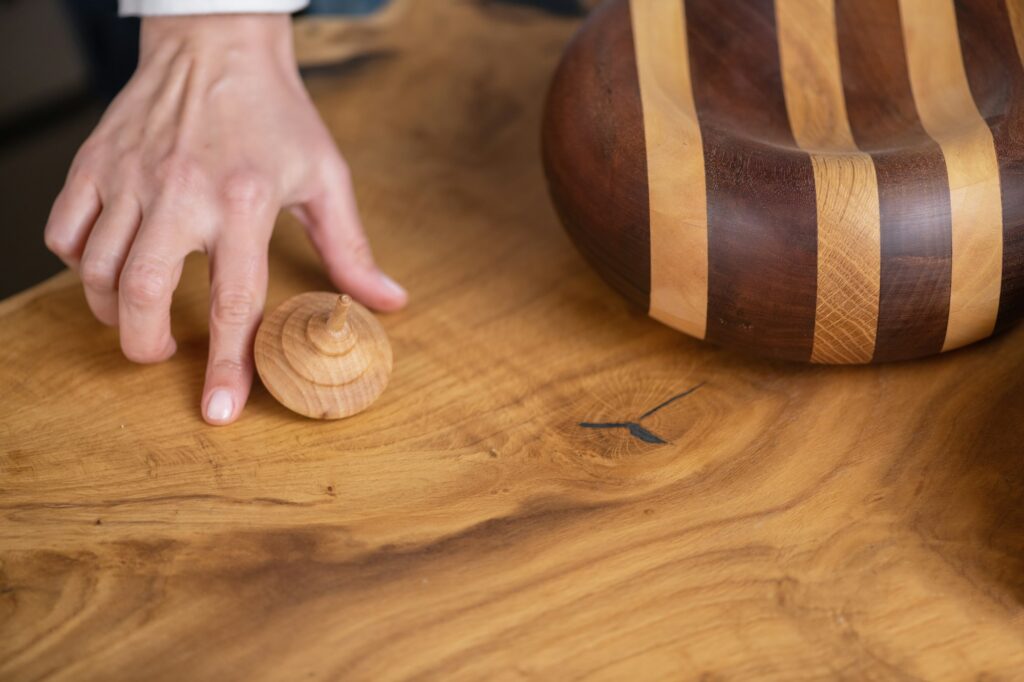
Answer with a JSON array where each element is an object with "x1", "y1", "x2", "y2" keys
[
  {"x1": 630, "y1": 0, "x2": 708, "y2": 339},
  {"x1": 898, "y1": 0, "x2": 1003, "y2": 351},
  {"x1": 776, "y1": 0, "x2": 881, "y2": 364}
]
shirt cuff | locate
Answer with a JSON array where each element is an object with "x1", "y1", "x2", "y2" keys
[{"x1": 119, "y1": 0, "x2": 309, "y2": 15}]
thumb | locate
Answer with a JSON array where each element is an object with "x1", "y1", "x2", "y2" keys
[{"x1": 291, "y1": 158, "x2": 407, "y2": 312}]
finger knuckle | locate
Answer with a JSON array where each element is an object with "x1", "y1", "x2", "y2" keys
[
  {"x1": 211, "y1": 358, "x2": 247, "y2": 376},
  {"x1": 220, "y1": 171, "x2": 273, "y2": 212},
  {"x1": 44, "y1": 226, "x2": 73, "y2": 258},
  {"x1": 121, "y1": 342, "x2": 167, "y2": 364},
  {"x1": 80, "y1": 256, "x2": 119, "y2": 291},
  {"x1": 69, "y1": 141, "x2": 102, "y2": 179},
  {"x1": 211, "y1": 287, "x2": 258, "y2": 327},
  {"x1": 120, "y1": 257, "x2": 171, "y2": 307}
]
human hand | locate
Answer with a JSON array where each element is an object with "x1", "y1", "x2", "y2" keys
[{"x1": 44, "y1": 13, "x2": 406, "y2": 425}]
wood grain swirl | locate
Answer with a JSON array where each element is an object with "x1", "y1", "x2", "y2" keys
[
  {"x1": 777, "y1": 0, "x2": 881, "y2": 364},
  {"x1": 898, "y1": 0, "x2": 1003, "y2": 351},
  {"x1": 630, "y1": 0, "x2": 708, "y2": 339}
]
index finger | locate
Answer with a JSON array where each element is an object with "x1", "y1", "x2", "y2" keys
[{"x1": 117, "y1": 210, "x2": 195, "y2": 363}]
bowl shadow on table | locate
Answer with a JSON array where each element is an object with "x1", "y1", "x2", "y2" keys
[{"x1": 882, "y1": 331, "x2": 1024, "y2": 608}]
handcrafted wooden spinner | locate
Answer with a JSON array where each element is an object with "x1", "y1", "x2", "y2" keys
[{"x1": 255, "y1": 292, "x2": 392, "y2": 419}]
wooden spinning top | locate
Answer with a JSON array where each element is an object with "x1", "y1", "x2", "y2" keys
[{"x1": 255, "y1": 292, "x2": 392, "y2": 419}]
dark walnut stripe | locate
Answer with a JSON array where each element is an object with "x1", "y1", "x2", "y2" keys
[
  {"x1": 835, "y1": 0, "x2": 953, "y2": 362},
  {"x1": 686, "y1": 0, "x2": 818, "y2": 361},
  {"x1": 957, "y1": 0, "x2": 1024, "y2": 333},
  {"x1": 541, "y1": 0, "x2": 649, "y2": 309}
]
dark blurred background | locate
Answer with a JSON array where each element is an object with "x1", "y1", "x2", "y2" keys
[{"x1": 0, "y1": 0, "x2": 121, "y2": 299}]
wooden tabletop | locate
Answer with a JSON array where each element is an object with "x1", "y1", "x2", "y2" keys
[{"x1": 2, "y1": 3, "x2": 1023, "y2": 679}]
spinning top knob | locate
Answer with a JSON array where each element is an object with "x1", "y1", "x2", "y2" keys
[{"x1": 254, "y1": 292, "x2": 393, "y2": 419}]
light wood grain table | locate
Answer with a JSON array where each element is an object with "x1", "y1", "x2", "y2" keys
[{"x1": 2, "y1": 3, "x2": 1023, "y2": 679}]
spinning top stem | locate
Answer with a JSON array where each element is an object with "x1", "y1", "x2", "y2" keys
[
  {"x1": 309, "y1": 295, "x2": 359, "y2": 356},
  {"x1": 327, "y1": 295, "x2": 352, "y2": 333}
]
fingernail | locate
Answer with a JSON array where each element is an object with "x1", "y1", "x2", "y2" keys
[
  {"x1": 380, "y1": 273, "x2": 407, "y2": 300},
  {"x1": 206, "y1": 389, "x2": 234, "y2": 424}
]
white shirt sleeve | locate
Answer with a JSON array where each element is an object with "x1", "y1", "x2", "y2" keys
[{"x1": 119, "y1": 0, "x2": 309, "y2": 15}]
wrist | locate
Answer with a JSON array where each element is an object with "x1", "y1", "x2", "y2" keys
[{"x1": 140, "y1": 14, "x2": 295, "y2": 66}]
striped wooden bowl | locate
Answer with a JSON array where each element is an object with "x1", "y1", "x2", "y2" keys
[{"x1": 542, "y1": 0, "x2": 1024, "y2": 363}]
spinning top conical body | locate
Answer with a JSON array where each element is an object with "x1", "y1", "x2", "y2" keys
[{"x1": 255, "y1": 292, "x2": 392, "y2": 419}]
